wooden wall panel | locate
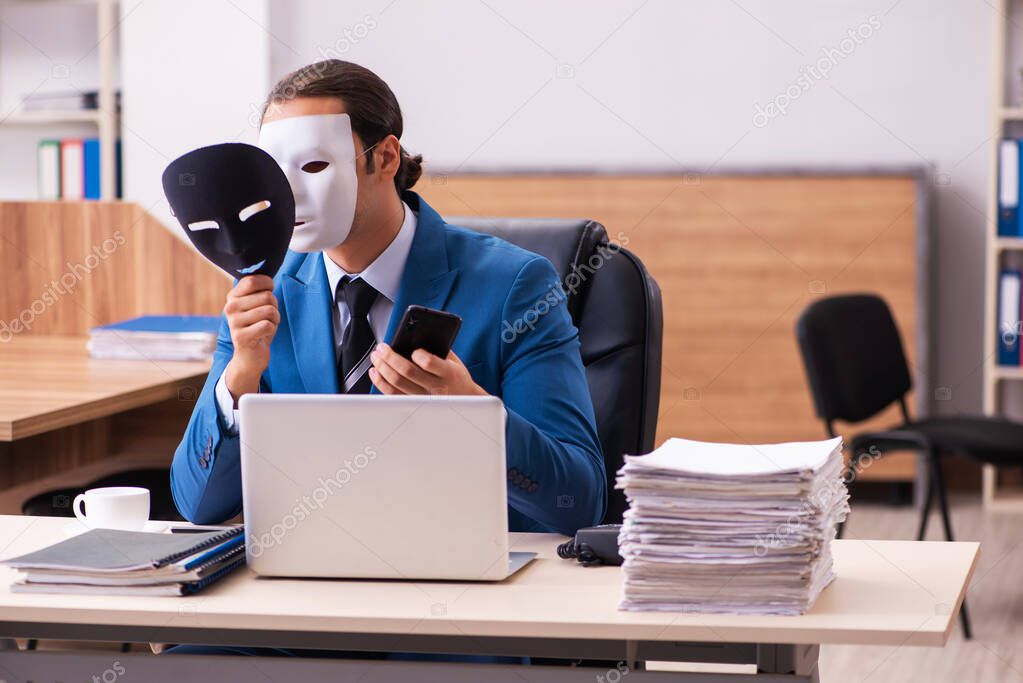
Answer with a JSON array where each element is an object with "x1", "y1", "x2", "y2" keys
[
  {"x1": 419, "y1": 174, "x2": 922, "y2": 478},
  {"x1": 0, "y1": 191, "x2": 923, "y2": 484},
  {"x1": 0, "y1": 201, "x2": 229, "y2": 337},
  {"x1": 129, "y1": 204, "x2": 231, "y2": 317}
]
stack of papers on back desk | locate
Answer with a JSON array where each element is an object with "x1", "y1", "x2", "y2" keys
[
  {"x1": 87, "y1": 315, "x2": 220, "y2": 361},
  {"x1": 616, "y1": 437, "x2": 848, "y2": 615}
]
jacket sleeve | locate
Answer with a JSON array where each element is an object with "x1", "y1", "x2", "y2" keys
[
  {"x1": 170, "y1": 315, "x2": 270, "y2": 524},
  {"x1": 498, "y1": 256, "x2": 606, "y2": 535}
]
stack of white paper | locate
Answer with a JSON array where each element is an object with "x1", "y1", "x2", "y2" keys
[
  {"x1": 86, "y1": 316, "x2": 220, "y2": 361},
  {"x1": 616, "y1": 436, "x2": 848, "y2": 616}
]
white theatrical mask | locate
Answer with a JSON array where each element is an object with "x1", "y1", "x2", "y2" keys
[{"x1": 258, "y1": 113, "x2": 361, "y2": 253}]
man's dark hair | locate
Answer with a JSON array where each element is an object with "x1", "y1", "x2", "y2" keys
[{"x1": 263, "y1": 60, "x2": 423, "y2": 192}]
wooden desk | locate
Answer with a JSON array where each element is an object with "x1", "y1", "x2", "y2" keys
[
  {"x1": 0, "y1": 516, "x2": 978, "y2": 682},
  {"x1": 0, "y1": 337, "x2": 211, "y2": 510},
  {"x1": 0, "y1": 336, "x2": 210, "y2": 441}
]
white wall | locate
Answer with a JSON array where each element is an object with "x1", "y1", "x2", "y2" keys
[
  {"x1": 119, "y1": 0, "x2": 272, "y2": 230},
  {"x1": 267, "y1": 0, "x2": 994, "y2": 415},
  {"x1": 0, "y1": 0, "x2": 997, "y2": 415},
  {"x1": 269, "y1": 1, "x2": 988, "y2": 170}
]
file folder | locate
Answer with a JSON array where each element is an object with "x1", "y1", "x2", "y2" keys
[
  {"x1": 60, "y1": 138, "x2": 84, "y2": 200},
  {"x1": 999, "y1": 139, "x2": 1019, "y2": 236},
  {"x1": 37, "y1": 139, "x2": 61, "y2": 200},
  {"x1": 83, "y1": 138, "x2": 101, "y2": 200},
  {"x1": 998, "y1": 269, "x2": 1021, "y2": 365}
]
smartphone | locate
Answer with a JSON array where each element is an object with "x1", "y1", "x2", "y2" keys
[{"x1": 389, "y1": 305, "x2": 462, "y2": 360}]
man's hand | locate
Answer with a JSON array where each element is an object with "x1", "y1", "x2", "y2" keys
[
  {"x1": 369, "y1": 343, "x2": 487, "y2": 396},
  {"x1": 223, "y1": 275, "x2": 279, "y2": 402}
]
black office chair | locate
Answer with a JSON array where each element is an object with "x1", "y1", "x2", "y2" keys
[
  {"x1": 796, "y1": 293, "x2": 1023, "y2": 639},
  {"x1": 452, "y1": 216, "x2": 663, "y2": 523}
]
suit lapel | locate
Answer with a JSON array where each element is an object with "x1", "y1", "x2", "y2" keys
[
  {"x1": 282, "y1": 252, "x2": 339, "y2": 394},
  {"x1": 281, "y1": 195, "x2": 455, "y2": 396},
  {"x1": 382, "y1": 194, "x2": 460, "y2": 344}
]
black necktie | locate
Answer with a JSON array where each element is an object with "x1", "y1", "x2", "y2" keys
[{"x1": 336, "y1": 276, "x2": 379, "y2": 394}]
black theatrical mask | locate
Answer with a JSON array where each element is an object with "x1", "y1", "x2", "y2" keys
[{"x1": 162, "y1": 143, "x2": 295, "y2": 278}]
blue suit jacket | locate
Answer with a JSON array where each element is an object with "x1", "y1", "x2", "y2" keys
[{"x1": 170, "y1": 193, "x2": 606, "y2": 535}]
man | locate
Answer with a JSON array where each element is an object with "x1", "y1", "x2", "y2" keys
[{"x1": 170, "y1": 60, "x2": 605, "y2": 536}]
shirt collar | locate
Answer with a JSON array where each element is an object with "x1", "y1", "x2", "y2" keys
[{"x1": 322, "y1": 201, "x2": 417, "y2": 304}]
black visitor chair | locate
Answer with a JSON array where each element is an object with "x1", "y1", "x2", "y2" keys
[{"x1": 796, "y1": 293, "x2": 1023, "y2": 640}]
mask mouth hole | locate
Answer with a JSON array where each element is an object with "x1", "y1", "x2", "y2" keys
[
  {"x1": 237, "y1": 259, "x2": 267, "y2": 275},
  {"x1": 239, "y1": 199, "x2": 272, "y2": 222},
  {"x1": 187, "y1": 220, "x2": 219, "y2": 231}
]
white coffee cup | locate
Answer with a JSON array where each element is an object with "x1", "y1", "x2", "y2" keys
[{"x1": 73, "y1": 486, "x2": 150, "y2": 531}]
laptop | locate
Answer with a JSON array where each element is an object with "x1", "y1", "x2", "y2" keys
[{"x1": 238, "y1": 394, "x2": 535, "y2": 581}]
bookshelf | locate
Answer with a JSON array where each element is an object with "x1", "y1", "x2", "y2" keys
[
  {"x1": 983, "y1": 0, "x2": 1023, "y2": 510},
  {"x1": 0, "y1": 0, "x2": 119, "y2": 199}
]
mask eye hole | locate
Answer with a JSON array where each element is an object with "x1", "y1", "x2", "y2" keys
[
  {"x1": 239, "y1": 199, "x2": 272, "y2": 222},
  {"x1": 301, "y1": 160, "x2": 329, "y2": 174},
  {"x1": 187, "y1": 220, "x2": 219, "y2": 231}
]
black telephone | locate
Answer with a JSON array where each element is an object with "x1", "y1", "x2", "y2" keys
[
  {"x1": 556, "y1": 524, "x2": 623, "y2": 567},
  {"x1": 389, "y1": 305, "x2": 462, "y2": 360}
]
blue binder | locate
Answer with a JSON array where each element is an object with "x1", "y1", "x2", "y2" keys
[
  {"x1": 83, "y1": 138, "x2": 101, "y2": 200},
  {"x1": 998, "y1": 269, "x2": 1021, "y2": 366}
]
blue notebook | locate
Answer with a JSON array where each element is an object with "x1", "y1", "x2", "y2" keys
[
  {"x1": 182, "y1": 556, "x2": 247, "y2": 595},
  {"x1": 91, "y1": 315, "x2": 220, "y2": 336}
]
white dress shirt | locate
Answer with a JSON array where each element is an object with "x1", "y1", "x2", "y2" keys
[{"x1": 215, "y1": 202, "x2": 418, "y2": 432}]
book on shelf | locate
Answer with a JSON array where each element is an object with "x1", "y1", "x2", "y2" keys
[
  {"x1": 88, "y1": 315, "x2": 221, "y2": 361},
  {"x1": 998, "y1": 269, "x2": 1022, "y2": 367},
  {"x1": 60, "y1": 139, "x2": 84, "y2": 200},
  {"x1": 36, "y1": 139, "x2": 61, "y2": 200},
  {"x1": 21, "y1": 89, "x2": 121, "y2": 113},
  {"x1": 37, "y1": 136, "x2": 120, "y2": 200},
  {"x1": 83, "y1": 138, "x2": 103, "y2": 200},
  {"x1": 999, "y1": 139, "x2": 1019, "y2": 237}
]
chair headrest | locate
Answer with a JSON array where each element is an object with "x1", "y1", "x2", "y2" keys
[{"x1": 448, "y1": 217, "x2": 608, "y2": 324}]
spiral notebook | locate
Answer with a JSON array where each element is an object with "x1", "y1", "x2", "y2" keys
[
  {"x1": 1, "y1": 527, "x2": 243, "y2": 572},
  {"x1": 11, "y1": 556, "x2": 246, "y2": 596},
  {"x1": 1, "y1": 527, "x2": 245, "y2": 596},
  {"x1": 17, "y1": 543, "x2": 245, "y2": 585}
]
